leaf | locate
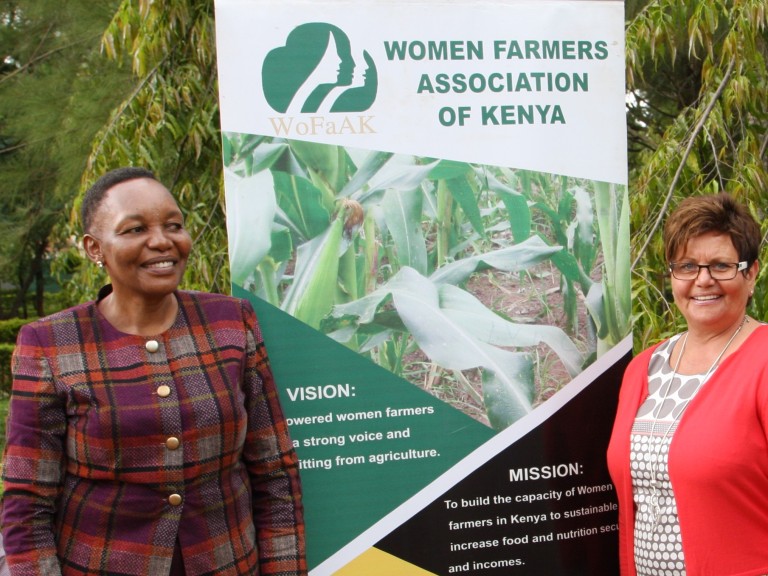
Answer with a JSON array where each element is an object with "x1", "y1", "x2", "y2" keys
[
  {"x1": 329, "y1": 287, "x2": 392, "y2": 325},
  {"x1": 427, "y1": 160, "x2": 472, "y2": 180},
  {"x1": 281, "y1": 213, "x2": 345, "y2": 329},
  {"x1": 482, "y1": 357, "x2": 534, "y2": 430},
  {"x1": 389, "y1": 268, "x2": 535, "y2": 423},
  {"x1": 273, "y1": 172, "x2": 331, "y2": 241},
  {"x1": 614, "y1": 186, "x2": 632, "y2": 332},
  {"x1": 584, "y1": 281, "x2": 607, "y2": 339},
  {"x1": 429, "y1": 235, "x2": 562, "y2": 285},
  {"x1": 339, "y1": 150, "x2": 394, "y2": 197},
  {"x1": 330, "y1": 267, "x2": 536, "y2": 427},
  {"x1": 269, "y1": 227, "x2": 293, "y2": 263},
  {"x1": 445, "y1": 176, "x2": 486, "y2": 238},
  {"x1": 381, "y1": 187, "x2": 428, "y2": 275},
  {"x1": 594, "y1": 182, "x2": 631, "y2": 346},
  {"x1": 224, "y1": 169, "x2": 276, "y2": 285},
  {"x1": 550, "y1": 250, "x2": 592, "y2": 290},
  {"x1": 438, "y1": 284, "x2": 584, "y2": 377},
  {"x1": 476, "y1": 167, "x2": 531, "y2": 241},
  {"x1": 245, "y1": 141, "x2": 289, "y2": 174},
  {"x1": 355, "y1": 157, "x2": 440, "y2": 203},
  {"x1": 289, "y1": 140, "x2": 342, "y2": 190},
  {"x1": 572, "y1": 186, "x2": 595, "y2": 270}
]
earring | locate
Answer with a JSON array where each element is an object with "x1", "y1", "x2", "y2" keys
[{"x1": 96, "y1": 260, "x2": 104, "y2": 269}]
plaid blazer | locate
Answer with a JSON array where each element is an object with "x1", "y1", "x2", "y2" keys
[{"x1": 1, "y1": 290, "x2": 306, "y2": 576}]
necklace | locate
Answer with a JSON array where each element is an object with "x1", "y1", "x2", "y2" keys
[{"x1": 647, "y1": 315, "x2": 748, "y2": 531}]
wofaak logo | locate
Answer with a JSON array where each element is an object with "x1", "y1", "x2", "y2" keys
[{"x1": 262, "y1": 23, "x2": 378, "y2": 116}]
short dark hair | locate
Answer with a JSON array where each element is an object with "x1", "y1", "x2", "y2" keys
[
  {"x1": 81, "y1": 167, "x2": 158, "y2": 233},
  {"x1": 664, "y1": 192, "x2": 761, "y2": 267}
]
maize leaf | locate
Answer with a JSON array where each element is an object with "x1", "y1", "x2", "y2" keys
[
  {"x1": 224, "y1": 169, "x2": 276, "y2": 286},
  {"x1": 282, "y1": 207, "x2": 347, "y2": 329}
]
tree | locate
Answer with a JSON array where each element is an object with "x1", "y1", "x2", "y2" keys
[
  {"x1": 56, "y1": 0, "x2": 228, "y2": 304},
  {"x1": 50, "y1": 0, "x2": 767, "y2": 350},
  {"x1": 0, "y1": 0, "x2": 128, "y2": 317},
  {"x1": 626, "y1": 0, "x2": 768, "y2": 349}
]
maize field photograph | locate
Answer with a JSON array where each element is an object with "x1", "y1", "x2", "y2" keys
[{"x1": 223, "y1": 132, "x2": 630, "y2": 430}]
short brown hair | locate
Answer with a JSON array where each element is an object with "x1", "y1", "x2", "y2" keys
[{"x1": 663, "y1": 193, "x2": 761, "y2": 266}]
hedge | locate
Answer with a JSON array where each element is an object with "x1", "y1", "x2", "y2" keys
[
  {"x1": 0, "y1": 318, "x2": 34, "y2": 396},
  {"x1": 0, "y1": 344, "x2": 11, "y2": 396},
  {"x1": 0, "y1": 318, "x2": 29, "y2": 344}
]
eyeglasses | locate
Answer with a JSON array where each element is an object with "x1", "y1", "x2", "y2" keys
[{"x1": 668, "y1": 261, "x2": 748, "y2": 280}]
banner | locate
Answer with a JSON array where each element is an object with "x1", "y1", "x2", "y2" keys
[{"x1": 214, "y1": 1, "x2": 629, "y2": 573}]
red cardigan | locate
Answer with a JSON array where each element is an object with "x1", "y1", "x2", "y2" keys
[{"x1": 607, "y1": 325, "x2": 768, "y2": 576}]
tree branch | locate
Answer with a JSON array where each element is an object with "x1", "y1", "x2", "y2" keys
[
  {"x1": 0, "y1": 35, "x2": 98, "y2": 86},
  {"x1": 86, "y1": 60, "x2": 164, "y2": 169},
  {"x1": 631, "y1": 55, "x2": 736, "y2": 271}
]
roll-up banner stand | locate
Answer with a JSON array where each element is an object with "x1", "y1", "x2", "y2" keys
[{"x1": 214, "y1": 1, "x2": 629, "y2": 573}]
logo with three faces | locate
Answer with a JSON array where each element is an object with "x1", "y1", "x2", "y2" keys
[{"x1": 262, "y1": 23, "x2": 378, "y2": 114}]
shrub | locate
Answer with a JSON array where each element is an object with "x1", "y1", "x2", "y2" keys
[
  {"x1": 0, "y1": 344, "x2": 15, "y2": 396},
  {"x1": 0, "y1": 318, "x2": 31, "y2": 344},
  {"x1": 0, "y1": 318, "x2": 33, "y2": 395}
]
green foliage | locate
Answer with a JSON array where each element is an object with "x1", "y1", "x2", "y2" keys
[
  {"x1": 0, "y1": 317, "x2": 32, "y2": 394},
  {"x1": 0, "y1": 344, "x2": 14, "y2": 396},
  {"x1": 0, "y1": 0, "x2": 128, "y2": 317},
  {"x1": 54, "y1": 0, "x2": 227, "y2": 302},
  {"x1": 627, "y1": 0, "x2": 768, "y2": 351},
  {"x1": 592, "y1": 182, "x2": 632, "y2": 354},
  {"x1": 12, "y1": 0, "x2": 763, "y2": 397},
  {"x1": 0, "y1": 317, "x2": 29, "y2": 344},
  {"x1": 225, "y1": 135, "x2": 630, "y2": 429}
]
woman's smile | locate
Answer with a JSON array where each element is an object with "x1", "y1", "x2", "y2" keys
[
  {"x1": 670, "y1": 231, "x2": 755, "y2": 334},
  {"x1": 84, "y1": 177, "x2": 192, "y2": 305}
]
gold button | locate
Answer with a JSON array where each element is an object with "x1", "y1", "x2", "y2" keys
[
  {"x1": 166, "y1": 437, "x2": 180, "y2": 450},
  {"x1": 168, "y1": 494, "x2": 182, "y2": 506},
  {"x1": 145, "y1": 340, "x2": 160, "y2": 353},
  {"x1": 157, "y1": 385, "x2": 171, "y2": 398}
]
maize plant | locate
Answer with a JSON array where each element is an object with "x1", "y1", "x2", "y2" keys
[{"x1": 223, "y1": 132, "x2": 630, "y2": 430}]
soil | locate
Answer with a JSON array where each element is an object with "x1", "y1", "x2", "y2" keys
[{"x1": 404, "y1": 261, "x2": 594, "y2": 429}]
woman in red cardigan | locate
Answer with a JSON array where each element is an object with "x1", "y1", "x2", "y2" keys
[
  {"x1": 607, "y1": 193, "x2": 768, "y2": 576},
  {"x1": 1, "y1": 167, "x2": 307, "y2": 576}
]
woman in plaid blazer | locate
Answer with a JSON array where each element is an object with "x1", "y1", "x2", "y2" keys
[{"x1": 1, "y1": 167, "x2": 306, "y2": 576}]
